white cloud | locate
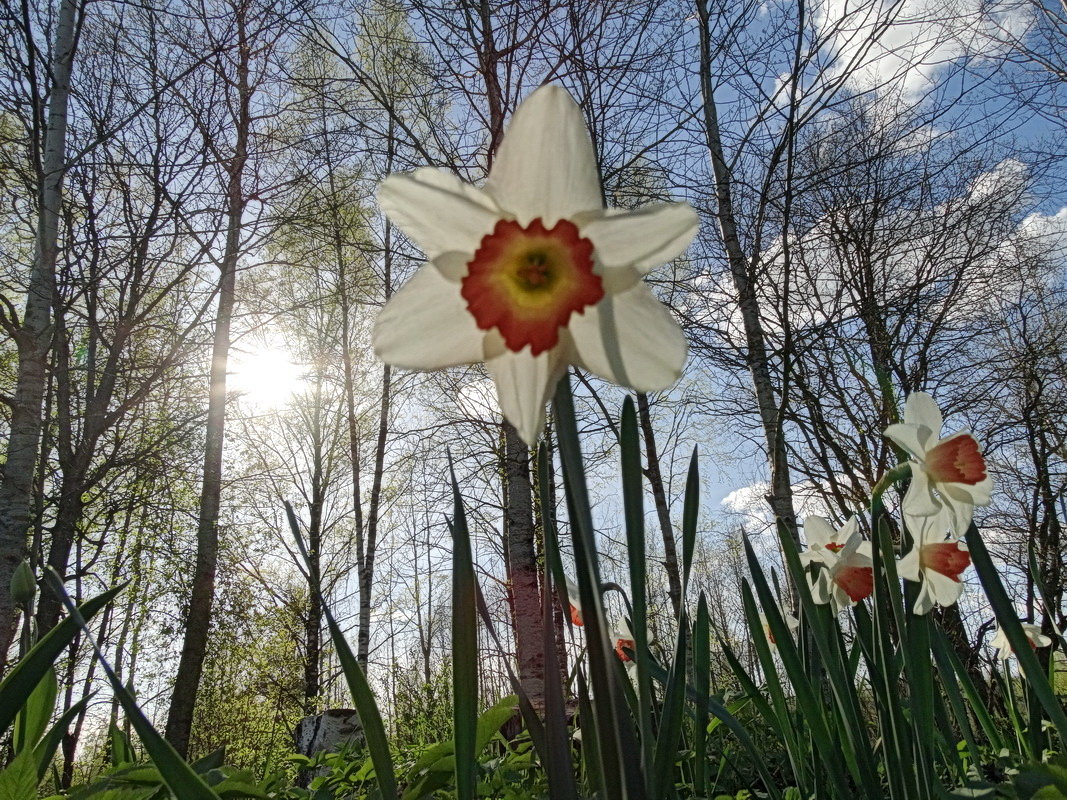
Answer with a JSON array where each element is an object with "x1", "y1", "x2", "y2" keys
[
  {"x1": 1016, "y1": 206, "x2": 1067, "y2": 265},
  {"x1": 815, "y1": 0, "x2": 1032, "y2": 100}
]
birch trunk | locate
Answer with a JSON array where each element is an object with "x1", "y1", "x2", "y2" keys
[{"x1": 0, "y1": 0, "x2": 82, "y2": 659}]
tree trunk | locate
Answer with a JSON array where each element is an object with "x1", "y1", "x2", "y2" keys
[
  {"x1": 355, "y1": 125, "x2": 395, "y2": 671},
  {"x1": 165, "y1": 3, "x2": 250, "y2": 756},
  {"x1": 0, "y1": 0, "x2": 82, "y2": 660},
  {"x1": 303, "y1": 376, "x2": 325, "y2": 715},
  {"x1": 636, "y1": 392, "x2": 683, "y2": 617},
  {"x1": 503, "y1": 423, "x2": 546, "y2": 710},
  {"x1": 696, "y1": 0, "x2": 800, "y2": 549},
  {"x1": 473, "y1": 0, "x2": 547, "y2": 713}
]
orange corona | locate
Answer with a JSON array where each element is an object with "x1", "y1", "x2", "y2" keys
[
  {"x1": 461, "y1": 218, "x2": 603, "y2": 355},
  {"x1": 921, "y1": 542, "x2": 971, "y2": 582},
  {"x1": 925, "y1": 434, "x2": 987, "y2": 485}
]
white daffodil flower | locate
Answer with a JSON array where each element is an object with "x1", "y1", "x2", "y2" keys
[
  {"x1": 758, "y1": 608, "x2": 800, "y2": 648},
  {"x1": 800, "y1": 514, "x2": 871, "y2": 568},
  {"x1": 564, "y1": 577, "x2": 584, "y2": 626},
  {"x1": 897, "y1": 505, "x2": 971, "y2": 615},
  {"x1": 613, "y1": 620, "x2": 636, "y2": 663},
  {"x1": 809, "y1": 529, "x2": 874, "y2": 613},
  {"x1": 883, "y1": 392, "x2": 992, "y2": 536},
  {"x1": 990, "y1": 622, "x2": 1053, "y2": 660},
  {"x1": 373, "y1": 85, "x2": 699, "y2": 445}
]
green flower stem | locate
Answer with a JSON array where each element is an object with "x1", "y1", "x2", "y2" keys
[{"x1": 869, "y1": 462, "x2": 912, "y2": 512}]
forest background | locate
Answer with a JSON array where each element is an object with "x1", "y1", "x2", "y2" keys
[{"x1": 1, "y1": 0, "x2": 1065, "y2": 788}]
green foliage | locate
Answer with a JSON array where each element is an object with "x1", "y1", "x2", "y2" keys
[
  {"x1": 6, "y1": 383, "x2": 1067, "y2": 800},
  {"x1": 191, "y1": 567, "x2": 305, "y2": 773},
  {"x1": 389, "y1": 658, "x2": 454, "y2": 751}
]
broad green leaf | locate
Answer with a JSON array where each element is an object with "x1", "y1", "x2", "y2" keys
[
  {"x1": 0, "y1": 750, "x2": 38, "y2": 800},
  {"x1": 13, "y1": 666, "x2": 57, "y2": 753},
  {"x1": 109, "y1": 723, "x2": 135, "y2": 766}
]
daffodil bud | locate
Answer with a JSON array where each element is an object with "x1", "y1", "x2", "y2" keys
[{"x1": 10, "y1": 559, "x2": 36, "y2": 606}]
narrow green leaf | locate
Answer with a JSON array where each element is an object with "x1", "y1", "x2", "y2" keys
[
  {"x1": 652, "y1": 616, "x2": 689, "y2": 799},
  {"x1": 43, "y1": 571, "x2": 222, "y2": 800},
  {"x1": 965, "y1": 522, "x2": 1067, "y2": 745},
  {"x1": 447, "y1": 461, "x2": 478, "y2": 800},
  {"x1": 620, "y1": 396, "x2": 654, "y2": 787},
  {"x1": 535, "y1": 444, "x2": 581, "y2": 800},
  {"x1": 0, "y1": 586, "x2": 121, "y2": 736},
  {"x1": 929, "y1": 624, "x2": 1005, "y2": 753},
  {"x1": 693, "y1": 595, "x2": 711, "y2": 798},
  {"x1": 742, "y1": 535, "x2": 857, "y2": 798},
  {"x1": 681, "y1": 448, "x2": 699, "y2": 590},
  {"x1": 33, "y1": 694, "x2": 92, "y2": 779},
  {"x1": 1027, "y1": 544, "x2": 1066, "y2": 652},
  {"x1": 554, "y1": 375, "x2": 644, "y2": 800}
]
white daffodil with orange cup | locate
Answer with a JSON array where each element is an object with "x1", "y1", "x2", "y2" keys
[
  {"x1": 883, "y1": 392, "x2": 992, "y2": 536},
  {"x1": 808, "y1": 528, "x2": 875, "y2": 613},
  {"x1": 882, "y1": 392, "x2": 992, "y2": 614},
  {"x1": 372, "y1": 85, "x2": 699, "y2": 445},
  {"x1": 990, "y1": 622, "x2": 1053, "y2": 660}
]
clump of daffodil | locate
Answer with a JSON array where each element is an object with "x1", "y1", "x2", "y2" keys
[{"x1": 373, "y1": 85, "x2": 698, "y2": 445}]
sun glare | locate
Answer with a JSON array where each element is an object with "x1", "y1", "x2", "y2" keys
[{"x1": 230, "y1": 343, "x2": 306, "y2": 410}]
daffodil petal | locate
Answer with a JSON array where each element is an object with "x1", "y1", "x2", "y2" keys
[
  {"x1": 485, "y1": 85, "x2": 602, "y2": 226},
  {"x1": 569, "y1": 283, "x2": 686, "y2": 391},
  {"x1": 579, "y1": 202, "x2": 699, "y2": 274},
  {"x1": 897, "y1": 546, "x2": 921, "y2": 581},
  {"x1": 373, "y1": 264, "x2": 485, "y2": 369},
  {"x1": 911, "y1": 581, "x2": 936, "y2": 615},
  {"x1": 485, "y1": 345, "x2": 569, "y2": 446},
  {"x1": 811, "y1": 570, "x2": 832, "y2": 605},
  {"x1": 902, "y1": 470, "x2": 940, "y2": 517},
  {"x1": 803, "y1": 515, "x2": 836, "y2": 549},
  {"x1": 378, "y1": 168, "x2": 500, "y2": 259},
  {"x1": 942, "y1": 498, "x2": 974, "y2": 539},
  {"x1": 903, "y1": 392, "x2": 943, "y2": 444},
  {"x1": 924, "y1": 568, "x2": 965, "y2": 607},
  {"x1": 942, "y1": 475, "x2": 993, "y2": 508},
  {"x1": 990, "y1": 627, "x2": 1012, "y2": 659},
  {"x1": 883, "y1": 423, "x2": 927, "y2": 459}
]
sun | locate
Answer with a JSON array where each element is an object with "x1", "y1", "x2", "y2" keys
[{"x1": 230, "y1": 340, "x2": 306, "y2": 409}]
